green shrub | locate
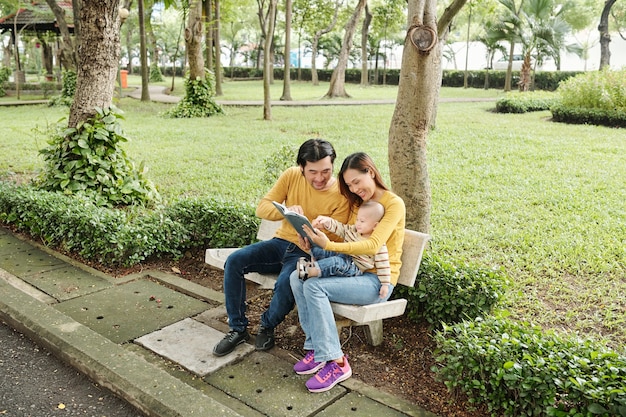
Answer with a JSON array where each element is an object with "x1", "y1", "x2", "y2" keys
[
  {"x1": 551, "y1": 68, "x2": 626, "y2": 127},
  {"x1": 0, "y1": 181, "x2": 258, "y2": 266},
  {"x1": 0, "y1": 66, "x2": 11, "y2": 96},
  {"x1": 434, "y1": 315, "x2": 626, "y2": 416},
  {"x1": 393, "y1": 253, "x2": 508, "y2": 327},
  {"x1": 165, "y1": 70, "x2": 224, "y2": 118},
  {"x1": 495, "y1": 91, "x2": 559, "y2": 113},
  {"x1": 262, "y1": 144, "x2": 298, "y2": 187},
  {"x1": 48, "y1": 70, "x2": 77, "y2": 107},
  {"x1": 35, "y1": 106, "x2": 160, "y2": 208},
  {"x1": 149, "y1": 62, "x2": 164, "y2": 82}
]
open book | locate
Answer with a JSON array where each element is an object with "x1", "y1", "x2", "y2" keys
[{"x1": 272, "y1": 201, "x2": 315, "y2": 240}]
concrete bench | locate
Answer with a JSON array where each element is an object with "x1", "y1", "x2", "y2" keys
[{"x1": 205, "y1": 219, "x2": 430, "y2": 346}]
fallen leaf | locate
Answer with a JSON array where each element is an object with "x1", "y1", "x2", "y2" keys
[
  {"x1": 58, "y1": 403, "x2": 66, "y2": 409},
  {"x1": 171, "y1": 266, "x2": 181, "y2": 274}
]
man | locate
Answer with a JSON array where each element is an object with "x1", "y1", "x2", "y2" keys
[{"x1": 213, "y1": 139, "x2": 350, "y2": 356}]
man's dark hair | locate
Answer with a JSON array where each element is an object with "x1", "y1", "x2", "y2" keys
[{"x1": 296, "y1": 139, "x2": 336, "y2": 167}]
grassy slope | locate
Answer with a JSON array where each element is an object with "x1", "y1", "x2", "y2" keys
[{"x1": 0, "y1": 81, "x2": 624, "y2": 349}]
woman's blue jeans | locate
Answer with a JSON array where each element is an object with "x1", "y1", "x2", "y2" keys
[
  {"x1": 223, "y1": 238, "x2": 308, "y2": 332},
  {"x1": 289, "y1": 270, "x2": 393, "y2": 363}
]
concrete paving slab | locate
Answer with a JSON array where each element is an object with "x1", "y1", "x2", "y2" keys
[
  {"x1": 0, "y1": 233, "x2": 36, "y2": 256},
  {"x1": 0, "y1": 247, "x2": 66, "y2": 276},
  {"x1": 54, "y1": 279, "x2": 209, "y2": 343},
  {"x1": 18, "y1": 264, "x2": 113, "y2": 301},
  {"x1": 315, "y1": 391, "x2": 410, "y2": 416},
  {"x1": 135, "y1": 317, "x2": 255, "y2": 376},
  {"x1": 205, "y1": 351, "x2": 346, "y2": 417}
]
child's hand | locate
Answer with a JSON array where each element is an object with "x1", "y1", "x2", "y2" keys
[
  {"x1": 379, "y1": 283, "x2": 390, "y2": 299},
  {"x1": 312, "y1": 215, "x2": 331, "y2": 230}
]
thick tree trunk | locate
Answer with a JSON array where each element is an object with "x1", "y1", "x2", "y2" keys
[
  {"x1": 68, "y1": 0, "x2": 120, "y2": 127},
  {"x1": 280, "y1": 0, "x2": 292, "y2": 101},
  {"x1": 186, "y1": 1, "x2": 205, "y2": 81},
  {"x1": 388, "y1": 7, "x2": 438, "y2": 233},
  {"x1": 324, "y1": 0, "x2": 366, "y2": 98},
  {"x1": 598, "y1": 0, "x2": 616, "y2": 70},
  {"x1": 204, "y1": 0, "x2": 213, "y2": 71}
]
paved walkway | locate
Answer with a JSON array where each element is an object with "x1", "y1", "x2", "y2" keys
[{"x1": 0, "y1": 227, "x2": 438, "y2": 417}]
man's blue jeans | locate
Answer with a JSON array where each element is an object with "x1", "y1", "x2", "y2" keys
[{"x1": 223, "y1": 238, "x2": 308, "y2": 332}]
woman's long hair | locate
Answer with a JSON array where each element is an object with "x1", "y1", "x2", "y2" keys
[{"x1": 338, "y1": 152, "x2": 389, "y2": 215}]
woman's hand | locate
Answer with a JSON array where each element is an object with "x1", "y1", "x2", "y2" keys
[
  {"x1": 297, "y1": 233, "x2": 311, "y2": 252},
  {"x1": 302, "y1": 224, "x2": 329, "y2": 249}
]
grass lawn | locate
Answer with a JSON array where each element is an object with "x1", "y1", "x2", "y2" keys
[{"x1": 1, "y1": 81, "x2": 624, "y2": 350}]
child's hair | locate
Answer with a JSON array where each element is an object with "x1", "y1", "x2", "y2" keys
[{"x1": 359, "y1": 201, "x2": 385, "y2": 223}]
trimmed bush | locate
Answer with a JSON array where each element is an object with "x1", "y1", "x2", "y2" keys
[
  {"x1": 0, "y1": 66, "x2": 12, "y2": 96},
  {"x1": 552, "y1": 69, "x2": 626, "y2": 128},
  {"x1": 495, "y1": 91, "x2": 559, "y2": 113},
  {"x1": 0, "y1": 181, "x2": 258, "y2": 266},
  {"x1": 434, "y1": 315, "x2": 626, "y2": 416},
  {"x1": 393, "y1": 253, "x2": 508, "y2": 327}
]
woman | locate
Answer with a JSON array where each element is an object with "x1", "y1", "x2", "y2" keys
[{"x1": 289, "y1": 152, "x2": 406, "y2": 393}]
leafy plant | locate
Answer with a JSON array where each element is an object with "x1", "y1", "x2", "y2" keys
[
  {"x1": 551, "y1": 68, "x2": 626, "y2": 127},
  {"x1": 149, "y1": 62, "x2": 164, "y2": 82},
  {"x1": 495, "y1": 91, "x2": 559, "y2": 113},
  {"x1": 393, "y1": 253, "x2": 508, "y2": 327},
  {"x1": 0, "y1": 66, "x2": 11, "y2": 96},
  {"x1": 35, "y1": 106, "x2": 159, "y2": 207},
  {"x1": 48, "y1": 70, "x2": 77, "y2": 107},
  {"x1": 434, "y1": 315, "x2": 626, "y2": 416},
  {"x1": 165, "y1": 69, "x2": 224, "y2": 118},
  {"x1": 262, "y1": 144, "x2": 298, "y2": 187}
]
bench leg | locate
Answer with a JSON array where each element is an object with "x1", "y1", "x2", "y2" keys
[
  {"x1": 335, "y1": 318, "x2": 352, "y2": 338},
  {"x1": 363, "y1": 320, "x2": 384, "y2": 346}
]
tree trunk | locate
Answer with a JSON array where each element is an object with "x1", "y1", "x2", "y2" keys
[
  {"x1": 263, "y1": 0, "x2": 278, "y2": 120},
  {"x1": 214, "y1": 0, "x2": 223, "y2": 96},
  {"x1": 324, "y1": 0, "x2": 366, "y2": 98},
  {"x1": 360, "y1": 4, "x2": 372, "y2": 86},
  {"x1": 504, "y1": 41, "x2": 515, "y2": 91},
  {"x1": 598, "y1": 0, "x2": 616, "y2": 70},
  {"x1": 186, "y1": 1, "x2": 205, "y2": 81},
  {"x1": 138, "y1": 0, "x2": 150, "y2": 101},
  {"x1": 280, "y1": 0, "x2": 292, "y2": 101},
  {"x1": 68, "y1": 0, "x2": 121, "y2": 127},
  {"x1": 518, "y1": 52, "x2": 532, "y2": 91},
  {"x1": 204, "y1": 0, "x2": 213, "y2": 71},
  {"x1": 388, "y1": 0, "x2": 466, "y2": 233},
  {"x1": 45, "y1": 0, "x2": 77, "y2": 71},
  {"x1": 311, "y1": 0, "x2": 340, "y2": 86}
]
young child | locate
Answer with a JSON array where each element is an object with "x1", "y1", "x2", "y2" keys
[{"x1": 297, "y1": 201, "x2": 391, "y2": 299}]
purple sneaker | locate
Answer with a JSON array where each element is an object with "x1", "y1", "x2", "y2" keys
[
  {"x1": 293, "y1": 350, "x2": 326, "y2": 375},
  {"x1": 305, "y1": 357, "x2": 352, "y2": 393}
]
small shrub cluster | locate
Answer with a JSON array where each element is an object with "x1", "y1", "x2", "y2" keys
[
  {"x1": 393, "y1": 253, "x2": 508, "y2": 327},
  {"x1": 434, "y1": 315, "x2": 626, "y2": 416},
  {"x1": 36, "y1": 106, "x2": 160, "y2": 208},
  {"x1": 262, "y1": 144, "x2": 298, "y2": 187},
  {"x1": 552, "y1": 69, "x2": 626, "y2": 128},
  {"x1": 149, "y1": 62, "x2": 164, "y2": 82},
  {"x1": 48, "y1": 70, "x2": 77, "y2": 107},
  {"x1": 165, "y1": 70, "x2": 224, "y2": 118},
  {"x1": 0, "y1": 181, "x2": 258, "y2": 266},
  {"x1": 495, "y1": 91, "x2": 559, "y2": 113},
  {"x1": 0, "y1": 66, "x2": 12, "y2": 96}
]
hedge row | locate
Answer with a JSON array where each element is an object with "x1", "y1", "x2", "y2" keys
[{"x1": 0, "y1": 181, "x2": 258, "y2": 266}]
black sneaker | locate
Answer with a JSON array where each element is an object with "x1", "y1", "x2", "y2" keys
[
  {"x1": 213, "y1": 330, "x2": 250, "y2": 357},
  {"x1": 255, "y1": 326, "x2": 275, "y2": 351}
]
